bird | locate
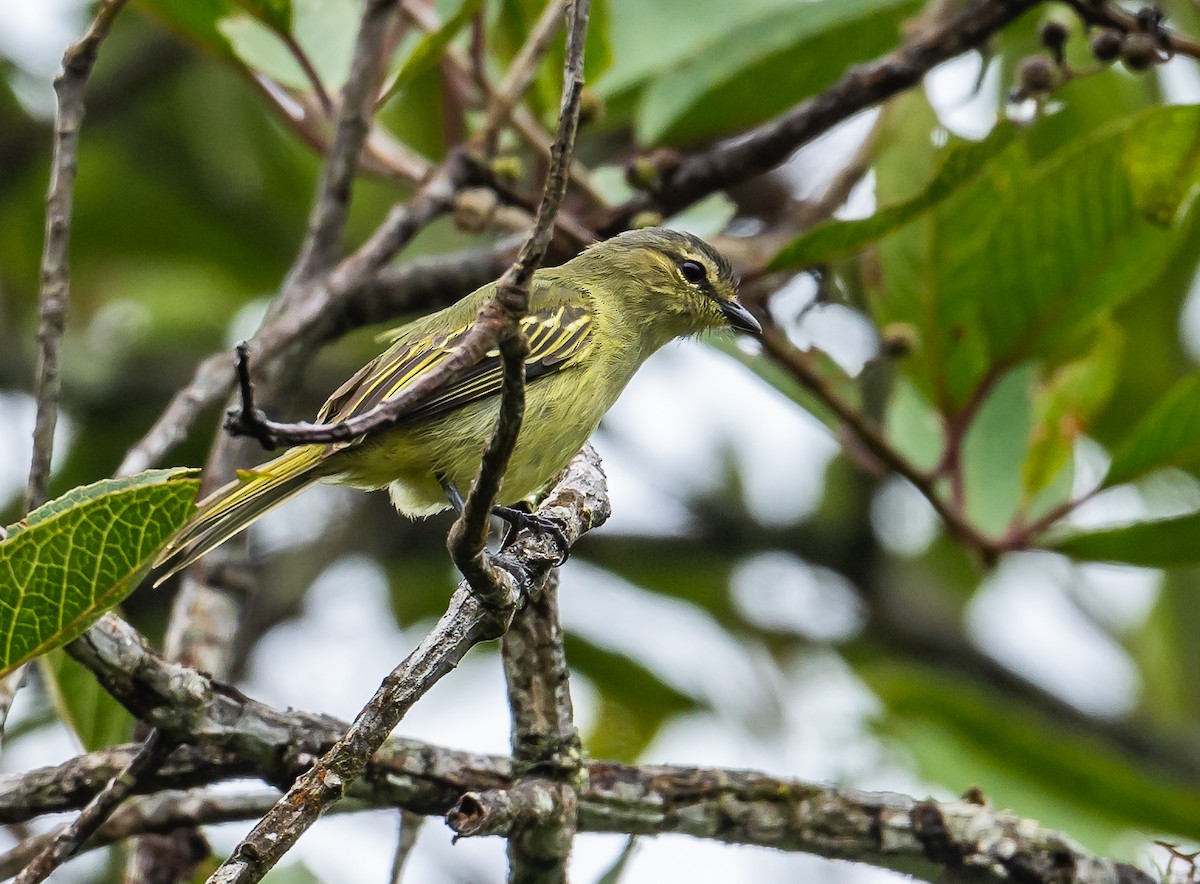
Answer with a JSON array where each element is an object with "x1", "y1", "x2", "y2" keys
[{"x1": 154, "y1": 227, "x2": 760, "y2": 582}]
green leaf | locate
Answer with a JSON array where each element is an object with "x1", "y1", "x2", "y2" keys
[
  {"x1": 233, "y1": 0, "x2": 292, "y2": 33},
  {"x1": 565, "y1": 633, "x2": 697, "y2": 762},
  {"x1": 1104, "y1": 373, "x2": 1200, "y2": 488},
  {"x1": 769, "y1": 125, "x2": 1016, "y2": 271},
  {"x1": 0, "y1": 470, "x2": 200, "y2": 678},
  {"x1": 219, "y1": 0, "x2": 356, "y2": 92},
  {"x1": 866, "y1": 661, "x2": 1200, "y2": 848},
  {"x1": 635, "y1": 0, "x2": 919, "y2": 145},
  {"x1": 1051, "y1": 511, "x2": 1200, "y2": 567},
  {"x1": 39, "y1": 649, "x2": 134, "y2": 752},
  {"x1": 870, "y1": 104, "x2": 1200, "y2": 412},
  {"x1": 961, "y1": 366, "x2": 1034, "y2": 537},
  {"x1": 1023, "y1": 319, "x2": 1122, "y2": 497},
  {"x1": 381, "y1": 0, "x2": 483, "y2": 105},
  {"x1": 884, "y1": 376, "x2": 944, "y2": 474},
  {"x1": 137, "y1": 0, "x2": 240, "y2": 59}
]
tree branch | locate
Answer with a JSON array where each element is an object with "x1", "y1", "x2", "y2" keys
[
  {"x1": 13, "y1": 730, "x2": 174, "y2": 884},
  {"x1": 600, "y1": 0, "x2": 1044, "y2": 232},
  {"x1": 473, "y1": 0, "x2": 570, "y2": 156},
  {"x1": 464, "y1": 571, "x2": 581, "y2": 882},
  {"x1": 26, "y1": 0, "x2": 129, "y2": 512},
  {"x1": 0, "y1": 747, "x2": 1155, "y2": 884},
  {"x1": 201, "y1": 444, "x2": 608, "y2": 883}
]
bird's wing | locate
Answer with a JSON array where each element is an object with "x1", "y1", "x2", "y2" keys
[{"x1": 317, "y1": 303, "x2": 593, "y2": 426}]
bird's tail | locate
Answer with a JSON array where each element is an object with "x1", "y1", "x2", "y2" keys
[{"x1": 154, "y1": 445, "x2": 332, "y2": 585}]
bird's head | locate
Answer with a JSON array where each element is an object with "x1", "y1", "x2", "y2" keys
[{"x1": 579, "y1": 227, "x2": 760, "y2": 342}]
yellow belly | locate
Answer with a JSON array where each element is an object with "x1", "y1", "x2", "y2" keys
[{"x1": 327, "y1": 361, "x2": 620, "y2": 517}]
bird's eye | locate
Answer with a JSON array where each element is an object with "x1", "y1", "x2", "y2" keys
[{"x1": 680, "y1": 260, "x2": 706, "y2": 284}]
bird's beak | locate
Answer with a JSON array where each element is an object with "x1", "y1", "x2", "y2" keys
[{"x1": 720, "y1": 298, "x2": 762, "y2": 334}]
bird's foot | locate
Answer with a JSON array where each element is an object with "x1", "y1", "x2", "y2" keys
[{"x1": 494, "y1": 503, "x2": 569, "y2": 565}]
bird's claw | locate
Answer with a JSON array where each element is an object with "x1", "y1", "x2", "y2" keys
[{"x1": 493, "y1": 505, "x2": 570, "y2": 565}]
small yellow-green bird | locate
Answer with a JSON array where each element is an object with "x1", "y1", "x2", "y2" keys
[{"x1": 155, "y1": 228, "x2": 759, "y2": 580}]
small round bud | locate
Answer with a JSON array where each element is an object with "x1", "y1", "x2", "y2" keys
[
  {"x1": 1039, "y1": 20, "x2": 1069, "y2": 59},
  {"x1": 880, "y1": 323, "x2": 919, "y2": 359},
  {"x1": 630, "y1": 210, "x2": 664, "y2": 230},
  {"x1": 1089, "y1": 28, "x2": 1123, "y2": 62},
  {"x1": 1135, "y1": 5, "x2": 1163, "y2": 33},
  {"x1": 453, "y1": 187, "x2": 498, "y2": 234},
  {"x1": 577, "y1": 87, "x2": 605, "y2": 126},
  {"x1": 1121, "y1": 32, "x2": 1159, "y2": 70},
  {"x1": 1016, "y1": 55, "x2": 1056, "y2": 95},
  {"x1": 625, "y1": 156, "x2": 662, "y2": 192},
  {"x1": 489, "y1": 155, "x2": 523, "y2": 184}
]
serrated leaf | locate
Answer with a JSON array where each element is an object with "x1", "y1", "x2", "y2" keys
[
  {"x1": 1051, "y1": 511, "x2": 1200, "y2": 567},
  {"x1": 870, "y1": 104, "x2": 1200, "y2": 413},
  {"x1": 0, "y1": 469, "x2": 200, "y2": 678},
  {"x1": 233, "y1": 0, "x2": 291, "y2": 33},
  {"x1": 635, "y1": 0, "x2": 919, "y2": 145},
  {"x1": 769, "y1": 126, "x2": 1016, "y2": 271},
  {"x1": 1104, "y1": 373, "x2": 1200, "y2": 488}
]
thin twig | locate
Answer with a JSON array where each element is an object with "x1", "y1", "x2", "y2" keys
[
  {"x1": 387, "y1": 810, "x2": 424, "y2": 884},
  {"x1": 1063, "y1": 0, "x2": 1200, "y2": 58},
  {"x1": 202, "y1": 444, "x2": 608, "y2": 884},
  {"x1": 757, "y1": 318, "x2": 999, "y2": 559},
  {"x1": 601, "y1": 0, "x2": 1045, "y2": 231},
  {"x1": 0, "y1": 789, "x2": 283, "y2": 880},
  {"x1": 289, "y1": 0, "x2": 403, "y2": 283},
  {"x1": 474, "y1": 0, "x2": 570, "y2": 155},
  {"x1": 26, "y1": 0, "x2": 129, "y2": 512},
  {"x1": 13, "y1": 731, "x2": 174, "y2": 884},
  {"x1": 279, "y1": 31, "x2": 334, "y2": 116},
  {"x1": 450, "y1": 0, "x2": 590, "y2": 597}
]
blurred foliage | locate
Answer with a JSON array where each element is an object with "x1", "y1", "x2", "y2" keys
[{"x1": 8, "y1": 0, "x2": 1200, "y2": 878}]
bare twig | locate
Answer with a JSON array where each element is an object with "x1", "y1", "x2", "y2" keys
[
  {"x1": 601, "y1": 0, "x2": 1045, "y2": 231},
  {"x1": 117, "y1": 234, "x2": 507, "y2": 477},
  {"x1": 387, "y1": 810, "x2": 424, "y2": 884},
  {"x1": 13, "y1": 731, "x2": 174, "y2": 884},
  {"x1": 203, "y1": 444, "x2": 608, "y2": 883},
  {"x1": 279, "y1": 31, "x2": 334, "y2": 117},
  {"x1": 26, "y1": 0, "x2": 129, "y2": 511},
  {"x1": 473, "y1": 0, "x2": 570, "y2": 155},
  {"x1": 0, "y1": 788, "x2": 279, "y2": 880},
  {"x1": 14, "y1": 0, "x2": 129, "y2": 747},
  {"x1": 756, "y1": 317, "x2": 999, "y2": 560},
  {"x1": 289, "y1": 0, "x2": 403, "y2": 283},
  {"x1": 450, "y1": 0, "x2": 589, "y2": 597}
]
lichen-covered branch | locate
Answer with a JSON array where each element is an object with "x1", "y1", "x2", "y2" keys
[
  {"x1": 200, "y1": 445, "x2": 609, "y2": 883},
  {"x1": 0, "y1": 747, "x2": 1154, "y2": 884}
]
